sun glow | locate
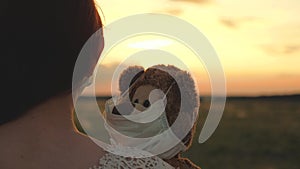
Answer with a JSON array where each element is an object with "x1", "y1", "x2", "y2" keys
[
  {"x1": 91, "y1": 0, "x2": 300, "y2": 96},
  {"x1": 128, "y1": 39, "x2": 173, "y2": 49}
]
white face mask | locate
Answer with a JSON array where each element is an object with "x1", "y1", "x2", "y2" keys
[{"x1": 104, "y1": 83, "x2": 187, "y2": 159}]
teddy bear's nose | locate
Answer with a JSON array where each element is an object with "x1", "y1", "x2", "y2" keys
[{"x1": 133, "y1": 103, "x2": 147, "y2": 112}]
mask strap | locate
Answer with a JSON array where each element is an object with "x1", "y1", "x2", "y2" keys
[{"x1": 162, "y1": 81, "x2": 176, "y2": 100}]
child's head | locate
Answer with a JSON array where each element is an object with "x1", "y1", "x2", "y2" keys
[{"x1": 1, "y1": 0, "x2": 103, "y2": 124}]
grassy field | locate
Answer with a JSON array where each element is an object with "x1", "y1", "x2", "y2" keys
[
  {"x1": 183, "y1": 96, "x2": 300, "y2": 169},
  {"x1": 74, "y1": 95, "x2": 300, "y2": 169}
]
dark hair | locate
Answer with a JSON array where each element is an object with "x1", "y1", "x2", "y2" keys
[{"x1": 1, "y1": 0, "x2": 104, "y2": 124}]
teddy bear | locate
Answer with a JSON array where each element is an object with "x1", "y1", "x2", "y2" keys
[{"x1": 108, "y1": 64, "x2": 201, "y2": 169}]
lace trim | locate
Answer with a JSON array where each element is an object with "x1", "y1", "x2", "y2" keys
[
  {"x1": 89, "y1": 139, "x2": 175, "y2": 169},
  {"x1": 89, "y1": 152, "x2": 175, "y2": 169}
]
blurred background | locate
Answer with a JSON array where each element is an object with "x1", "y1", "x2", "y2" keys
[{"x1": 75, "y1": 0, "x2": 300, "y2": 168}]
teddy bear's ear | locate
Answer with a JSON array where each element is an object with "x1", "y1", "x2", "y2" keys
[
  {"x1": 152, "y1": 64, "x2": 199, "y2": 112},
  {"x1": 119, "y1": 66, "x2": 144, "y2": 93},
  {"x1": 175, "y1": 70, "x2": 199, "y2": 115}
]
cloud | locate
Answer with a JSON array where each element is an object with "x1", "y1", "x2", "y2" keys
[
  {"x1": 277, "y1": 73, "x2": 300, "y2": 78},
  {"x1": 219, "y1": 18, "x2": 237, "y2": 28},
  {"x1": 261, "y1": 23, "x2": 300, "y2": 56},
  {"x1": 162, "y1": 0, "x2": 209, "y2": 15},
  {"x1": 281, "y1": 45, "x2": 300, "y2": 54},
  {"x1": 219, "y1": 17, "x2": 258, "y2": 29},
  {"x1": 171, "y1": 0, "x2": 211, "y2": 4},
  {"x1": 164, "y1": 8, "x2": 183, "y2": 15},
  {"x1": 261, "y1": 44, "x2": 300, "y2": 56}
]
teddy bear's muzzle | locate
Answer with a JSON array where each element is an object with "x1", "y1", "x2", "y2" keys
[{"x1": 112, "y1": 102, "x2": 134, "y2": 115}]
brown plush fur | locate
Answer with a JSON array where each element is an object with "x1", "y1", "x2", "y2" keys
[
  {"x1": 165, "y1": 154, "x2": 201, "y2": 169},
  {"x1": 118, "y1": 64, "x2": 200, "y2": 168}
]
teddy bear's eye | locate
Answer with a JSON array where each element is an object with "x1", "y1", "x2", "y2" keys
[
  {"x1": 143, "y1": 100, "x2": 151, "y2": 108},
  {"x1": 134, "y1": 99, "x2": 139, "y2": 104}
]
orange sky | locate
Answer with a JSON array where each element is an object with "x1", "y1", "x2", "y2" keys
[{"x1": 84, "y1": 0, "x2": 300, "y2": 96}]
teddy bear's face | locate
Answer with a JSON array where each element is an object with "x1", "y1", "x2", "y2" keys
[
  {"x1": 131, "y1": 85, "x2": 154, "y2": 112},
  {"x1": 111, "y1": 84, "x2": 163, "y2": 115},
  {"x1": 116, "y1": 65, "x2": 200, "y2": 147},
  {"x1": 131, "y1": 84, "x2": 164, "y2": 112}
]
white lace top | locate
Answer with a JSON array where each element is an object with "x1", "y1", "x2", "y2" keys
[
  {"x1": 89, "y1": 152, "x2": 175, "y2": 169},
  {"x1": 89, "y1": 140, "x2": 175, "y2": 169}
]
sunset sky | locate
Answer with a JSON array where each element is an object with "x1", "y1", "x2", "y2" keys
[{"x1": 85, "y1": 0, "x2": 300, "y2": 96}]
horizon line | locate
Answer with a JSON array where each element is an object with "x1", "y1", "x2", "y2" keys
[{"x1": 79, "y1": 93, "x2": 300, "y2": 99}]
